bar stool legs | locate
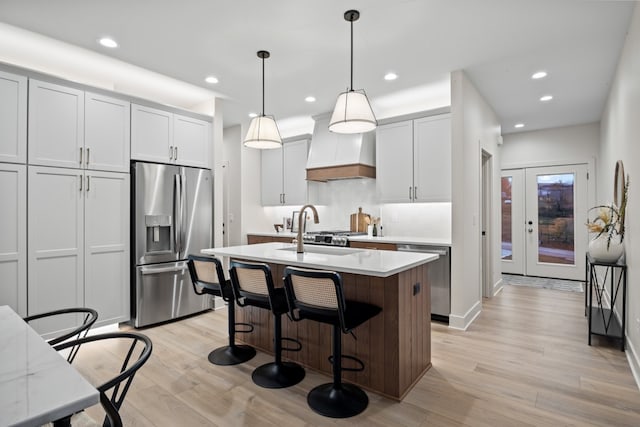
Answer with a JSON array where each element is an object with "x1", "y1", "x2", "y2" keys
[
  {"x1": 307, "y1": 325, "x2": 368, "y2": 418},
  {"x1": 252, "y1": 312, "x2": 305, "y2": 388},
  {"x1": 208, "y1": 299, "x2": 256, "y2": 366}
]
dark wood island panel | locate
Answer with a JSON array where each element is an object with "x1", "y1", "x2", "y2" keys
[{"x1": 232, "y1": 260, "x2": 431, "y2": 400}]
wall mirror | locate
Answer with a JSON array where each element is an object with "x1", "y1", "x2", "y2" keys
[{"x1": 614, "y1": 160, "x2": 626, "y2": 207}]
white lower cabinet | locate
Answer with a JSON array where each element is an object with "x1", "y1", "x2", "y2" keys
[
  {"x1": 0, "y1": 163, "x2": 27, "y2": 316},
  {"x1": 28, "y1": 166, "x2": 129, "y2": 329}
]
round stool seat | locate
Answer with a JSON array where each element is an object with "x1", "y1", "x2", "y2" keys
[{"x1": 307, "y1": 383, "x2": 368, "y2": 418}]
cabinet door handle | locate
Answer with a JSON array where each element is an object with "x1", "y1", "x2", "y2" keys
[
  {"x1": 86, "y1": 147, "x2": 90, "y2": 166},
  {"x1": 282, "y1": 193, "x2": 285, "y2": 204},
  {"x1": 169, "y1": 146, "x2": 174, "y2": 160},
  {"x1": 409, "y1": 186, "x2": 413, "y2": 200},
  {"x1": 174, "y1": 146, "x2": 178, "y2": 160},
  {"x1": 86, "y1": 175, "x2": 90, "y2": 192},
  {"x1": 79, "y1": 147, "x2": 83, "y2": 165},
  {"x1": 414, "y1": 186, "x2": 418, "y2": 200},
  {"x1": 79, "y1": 174, "x2": 83, "y2": 191}
]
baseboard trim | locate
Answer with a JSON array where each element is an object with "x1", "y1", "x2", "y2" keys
[
  {"x1": 626, "y1": 336, "x2": 640, "y2": 391},
  {"x1": 449, "y1": 300, "x2": 481, "y2": 331},
  {"x1": 493, "y1": 278, "x2": 504, "y2": 297}
]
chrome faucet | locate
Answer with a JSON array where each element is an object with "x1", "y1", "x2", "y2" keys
[{"x1": 296, "y1": 204, "x2": 319, "y2": 253}]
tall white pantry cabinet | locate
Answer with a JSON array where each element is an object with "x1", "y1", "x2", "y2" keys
[
  {"x1": 0, "y1": 72, "x2": 131, "y2": 328},
  {"x1": 0, "y1": 70, "x2": 27, "y2": 316}
]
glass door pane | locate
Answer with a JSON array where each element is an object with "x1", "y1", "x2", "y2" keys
[
  {"x1": 536, "y1": 173, "x2": 575, "y2": 265},
  {"x1": 501, "y1": 176, "x2": 513, "y2": 260}
]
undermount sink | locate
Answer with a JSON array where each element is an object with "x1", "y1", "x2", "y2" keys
[{"x1": 277, "y1": 246, "x2": 363, "y2": 256}]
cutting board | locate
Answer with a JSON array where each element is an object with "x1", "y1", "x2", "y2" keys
[{"x1": 350, "y1": 207, "x2": 371, "y2": 232}]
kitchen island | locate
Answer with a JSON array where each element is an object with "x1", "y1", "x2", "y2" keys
[{"x1": 202, "y1": 242, "x2": 437, "y2": 400}]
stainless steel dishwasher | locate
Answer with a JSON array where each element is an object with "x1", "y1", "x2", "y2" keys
[{"x1": 397, "y1": 244, "x2": 451, "y2": 323}]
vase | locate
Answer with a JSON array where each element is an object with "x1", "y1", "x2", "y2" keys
[{"x1": 588, "y1": 234, "x2": 624, "y2": 263}]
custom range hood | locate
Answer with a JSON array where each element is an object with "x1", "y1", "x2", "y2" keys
[{"x1": 306, "y1": 114, "x2": 376, "y2": 182}]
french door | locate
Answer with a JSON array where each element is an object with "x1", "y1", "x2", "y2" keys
[{"x1": 501, "y1": 164, "x2": 588, "y2": 280}]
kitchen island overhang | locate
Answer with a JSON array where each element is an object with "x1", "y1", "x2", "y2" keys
[{"x1": 201, "y1": 242, "x2": 438, "y2": 400}]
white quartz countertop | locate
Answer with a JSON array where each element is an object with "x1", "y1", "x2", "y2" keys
[
  {"x1": 247, "y1": 232, "x2": 451, "y2": 247},
  {"x1": 202, "y1": 242, "x2": 438, "y2": 277},
  {"x1": 0, "y1": 306, "x2": 99, "y2": 427}
]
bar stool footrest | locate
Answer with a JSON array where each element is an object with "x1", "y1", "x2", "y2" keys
[
  {"x1": 208, "y1": 344, "x2": 256, "y2": 366},
  {"x1": 328, "y1": 354, "x2": 365, "y2": 372},
  {"x1": 234, "y1": 322, "x2": 254, "y2": 334},
  {"x1": 307, "y1": 383, "x2": 368, "y2": 418},
  {"x1": 281, "y1": 336, "x2": 303, "y2": 352}
]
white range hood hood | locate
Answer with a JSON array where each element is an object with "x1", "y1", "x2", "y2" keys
[{"x1": 306, "y1": 113, "x2": 376, "y2": 182}]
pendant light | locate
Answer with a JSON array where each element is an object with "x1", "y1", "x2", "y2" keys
[
  {"x1": 329, "y1": 10, "x2": 377, "y2": 134},
  {"x1": 244, "y1": 50, "x2": 282, "y2": 149}
]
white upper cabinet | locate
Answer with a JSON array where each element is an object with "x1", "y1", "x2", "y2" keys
[
  {"x1": 376, "y1": 114, "x2": 451, "y2": 203},
  {"x1": 376, "y1": 120, "x2": 414, "y2": 203},
  {"x1": 261, "y1": 146, "x2": 284, "y2": 206},
  {"x1": 283, "y1": 138, "x2": 310, "y2": 206},
  {"x1": 0, "y1": 163, "x2": 27, "y2": 316},
  {"x1": 413, "y1": 115, "x2": 451, "y2": 202},
  {"x1": 131, "y1": 103, "x2": 211, "y2": 168},
  {"x1": 0, "y1": 71, "x2": 27, "y2": 164},
  {"x1": 131, "y1": 104, "x2": 173, "y2": 164},
  {"x1": 28, "y1": 79, "x2": 84, "y2": 168},
  {"x1": 261, "y1": 138, "x2": 309, "y2": 206},
  {"x1": 173, "y1": 114, "x2": 210, "y2": 168},
  {"x1": 84, "y1": 92, "x2": 131, "y2": 172}
]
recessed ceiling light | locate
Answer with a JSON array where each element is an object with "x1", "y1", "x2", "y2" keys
[
  {"x1": 514, "y1": 123, "x2": 525, "y2": 128},
  {"x1": 205, "y1": 76, "x2": 219, "y2": 84},
  {"x1": 540, "y1": 95, "x2": 553, "y2": 102},
  {"x1": 305, "y1": 96, "x2": 316, "y2": 103},
  {"x1": 98, "y1": 37, "x2": 118, "y2": 48},
  {"x1": 384, "y1": 72, "x2": 398, "y2": 81},
  {"x1": 531, "y1": 71, "x2": 547, "y2": 80},
  {"x1": 248, "y1": 112, "x2": 258, "y2": 118}
]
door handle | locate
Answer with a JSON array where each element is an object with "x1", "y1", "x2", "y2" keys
[
  {"x1": 79, "y1": 147, "x2": 83, "y2": 165},
  {"x1": 86, "y1": 147, "x2": 90, "y2": 166},
  {"x1": 174, "y1": 146, "x2": 178, "y2": 161},
  {"x1": 414, "y1": 186, "x2": 418, "y2": 200},
  {"x1": 79, "y1": 174, "x2": 83, "y2": 191},
  {"x1": 409, "y1": 186, "x2": 413, "y2": 200},
  {"x1": 528, "y1": 228, "x2": 533, "y2": 233},
  {"x1": 169, "y1": 146, "x2": 174, "y2": 160},
  {"x1": 86, "y1": 175, "x2": 90, "y2": 192}
]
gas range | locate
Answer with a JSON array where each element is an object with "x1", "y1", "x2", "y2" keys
[{"x1": 302, "y1": 230, "x2": 367, "y2": 247}]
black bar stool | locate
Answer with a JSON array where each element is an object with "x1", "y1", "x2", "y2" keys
[
  {"x1": 229, "y1": 260, "x2": 305, "y2": 389},
  {"x1": 187, "y1": 255, "x2": 256, "y2": 365},
  {"x1": 283, "y1": 266, "x2": 382, "y2": 418}
]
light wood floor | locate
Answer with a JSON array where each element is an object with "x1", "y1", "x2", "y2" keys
[{"x1": 72, "y1": 285, "x2": 640, "y2": 426}]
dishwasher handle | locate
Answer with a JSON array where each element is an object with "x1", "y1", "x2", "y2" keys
[{"x1": 396, "y1": 244, "x2": 449, "y2": 256}]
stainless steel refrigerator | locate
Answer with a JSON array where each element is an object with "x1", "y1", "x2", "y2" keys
[{"x1": 131, "y1": 161, "x2": 213, "y2": 327}]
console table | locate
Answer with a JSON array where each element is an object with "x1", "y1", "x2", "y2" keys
[{"x1": 586, "y1": 254, "x2": 627, "y2": 351}]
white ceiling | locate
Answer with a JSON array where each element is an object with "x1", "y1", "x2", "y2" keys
[{"x1": 0, "y1": 0, "x2": 634, "y2": 135}]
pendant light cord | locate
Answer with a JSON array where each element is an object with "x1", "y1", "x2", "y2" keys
[
  {"x1": 261, "y1": 55, "x2": 265, "y2": 115},
  {"x1": 350, "y1": 18, "x2": 354, "y2": 91}
]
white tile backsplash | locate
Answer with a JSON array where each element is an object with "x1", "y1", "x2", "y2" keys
[{"x1": 257, "y1": 179, "x2": 451, "y2": 240}]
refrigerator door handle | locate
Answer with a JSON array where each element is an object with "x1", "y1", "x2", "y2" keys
[
  {"x1": 140, "y1": 264, "x2": 188, "y2": 275},
  {"x1": 174, "y1": 174, "x2": 181, "y2": 255},
  {"x1": 180, "y1": 171, "x2": 186, "y2": 258}
]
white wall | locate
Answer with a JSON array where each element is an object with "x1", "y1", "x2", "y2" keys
[
  {"x1": 599, "y1": 3, "x2": 640, "y2": 384},
  {"x1": 502, "y1": 122, "x2": 600, "y2": 169},
  {"x1": 450, "y1": 70, "x2": 502, "y2": 330},
  {"x1": 222, "y1": 124, "x2": 241, "y2": 246}
]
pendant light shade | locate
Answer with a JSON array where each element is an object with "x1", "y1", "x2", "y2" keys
[
  {"x1": 244, "y1": 50, "x2": 282, "y2": 149},
  {"x1": 329, "y1": 10, "x2": 377, "y2": 134}
]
